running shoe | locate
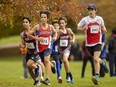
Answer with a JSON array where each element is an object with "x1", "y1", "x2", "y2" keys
[
  {"x1": 51, "y1": 61, "x2": 56, "y2": 74},
  {"x1": 92, "y1": 76, "x2": 99, "y2": 85},
  {"x1": 33, "y1": 80, "x2": 41, "y2": 86},
  {"x1": 58, "y1": 77, "x2": 63, "y2": 83},
  {"x1": 102, "y1": 59, "x2": 109, "y2": 73},
  {"x1": 70, "y1": 78, "x2": 74, "y2": 84},
  {"x1": 43, "y1": 78, "x2": 50, "y2": 85},
  {"x1": 40, "y1": 77, "x2": 44, "y2": 83},
  {"x1": 66, "y1": 76, "x2": 71, "y2": 83}
]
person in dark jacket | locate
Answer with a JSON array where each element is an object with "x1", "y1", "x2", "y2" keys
[
  {"x1": 108, "y1": 28, "x2": 116, "y2": 77},
  {"x1": 81, "y1": 40, "x2": 95, "y2": 78}
]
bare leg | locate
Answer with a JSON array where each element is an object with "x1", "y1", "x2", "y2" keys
[
  {"x1": 63, "y1": 55, "x2": 71, "y2": 73},
  {"x1": 44, "y1": 55, "x2": 51, "y2": 79},
  {"x1": 38, "y1": 61, "x2": 45, "y2": 76},
  {"x1": 94, "y1": 51, "x2": 101, "y2": 74}
]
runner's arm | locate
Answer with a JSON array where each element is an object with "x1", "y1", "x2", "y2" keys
[
  {"x1": 20, "y1": 33, "x2": 26, "y2": 48},
  {"x1": 50, "y1": 25, "x2": 57, "y2": 42},
  {"x1": 100, "y1": 17, "x2": 107, "y2": 34},
  {"x1": 27, "y1": 25, "x2": 43, "y2": 41},
  {"x1": 19, "y1": 33, "x2": 27, "y2": 54},
  {"x1": 68, "y1": 28, "x2": 75, "y2": 43},
  {"x1": 101, "y1": 26, "x2": 107, "y2": 34},
  {"x1": 27, "y1": 24, "x2": 38, "y2": 35},
  {"x1": 77, "y1": 18, "x2": 87, "y2": 31}
]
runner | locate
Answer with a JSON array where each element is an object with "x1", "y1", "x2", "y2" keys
[
  {"x1": 77, "y1": 3, "x2": 107, "y2": 85},
  {"x1": 58, "y1": 17, "x2": 75, "y2": 84},
  {"x1": 20, "y1": 17, "x2": 42, "y2": 86},
  {"x1": 27, "y1": 10, "x2": 57, "y2": 85},
  {"x1": 99, "y1": 34, "x2": 109, "y2": 77},
  {"x1": 52, "y1": 20, "x2": 62, "y2": 83}
]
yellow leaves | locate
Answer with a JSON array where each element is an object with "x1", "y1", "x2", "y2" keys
[
  {"x1": 0, "y1": 0, "x2": 85, "y2": 26},
  {"x1": 0, "y1": 3, "x2": 14, "y2": 27}
]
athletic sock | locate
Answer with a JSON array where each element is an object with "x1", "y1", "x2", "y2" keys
[
  {"x1": 66, "y1": 73, "x2": 70, "y2": 79},
  {"x1": 69, "y1": 73, "x2": 73, "y2": 80},
  {"x1": 95, "y1": 73, "x2": 99, "y2": 80}
]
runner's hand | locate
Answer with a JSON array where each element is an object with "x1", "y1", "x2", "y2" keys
[
  {"x1": 37, "y1": 37, "x2": 43, "y2": 42},
  {"x1": 52, "y1": 37, "x2": 57, "y2": 42},
  {"x1": 70, "y1": 39, "x2": 75, "y2": 44}
]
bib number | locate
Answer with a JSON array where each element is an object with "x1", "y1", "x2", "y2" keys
[
  {"x1": 60, "y1": 40, "x2": 68, "y2": 47},
  {"x1": 40, "y1": 38, "x2": 49, "y2": 45},
  {"x1": 26, "y1": 43, "x2": 35, "y2": 49},
  {"x1": 90, "y1": 26, "x2": 99, "y2": 33}
]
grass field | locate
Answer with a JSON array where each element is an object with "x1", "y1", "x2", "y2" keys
[
  {"x1": 0, "y1": 36, "x2": 20, "y2": 45},
  {"x1": 0, "y1": 34, "x2": 85, "y2": 46},
  {"x1": 0, "y1": 56, "x2": 116, "y2": 87}
]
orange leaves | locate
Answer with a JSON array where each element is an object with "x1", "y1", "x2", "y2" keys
[{"x1": 0, "y1": 0, "x2": 85, "y2": 25}]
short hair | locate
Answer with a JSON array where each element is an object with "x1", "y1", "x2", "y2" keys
[
  {"x1": 40, "y1": 10, "x2": 50, "y2": 19},
  {"x1": 52, "y1": 20, "x2": 59, "y2": 25},
  {"x1": 59, "y1": 17, "x2": 67, "y2": 23},
  {"x1": 87, "y1": 3, "x2": 97, "y2": 10},
  {"x1": 22, "y1": 16, "x2": 31, "y2": 23}
]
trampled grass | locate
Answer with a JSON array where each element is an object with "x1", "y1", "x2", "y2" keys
[{"x1": 0, "y1": 56, "x2": 116, "y2": 87}]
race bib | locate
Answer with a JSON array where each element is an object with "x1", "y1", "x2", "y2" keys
[
  {"x1": 40, "y1": 38, "x2": 49, "y2": 45},
  {"x1": 90, "y1": 26, "x2": 99, "y2": 33},
  {"x1": 60, "y1": 40, "x2": 68, "y2": 47},
  {"x1": 26, "y1": 43, "x2": 35, "y2": 49}
]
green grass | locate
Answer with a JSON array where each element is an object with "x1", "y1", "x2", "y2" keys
[
  {"x1": 0, "y1": 36, "x2": 20, "y2": 45},
  {"x1": 0, "y1": 56, "x2": 116, "y2": 87},
  {"x1": 0, "y1": 34, "x2": 85, "y2": 45}
]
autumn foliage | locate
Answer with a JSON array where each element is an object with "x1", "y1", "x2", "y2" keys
[
  {"x1": 0, "y1": 0, "x2": 84, "y2": 25},
  {"x1": 0, "y1": 0, "x2": 116, "y2": 38}
]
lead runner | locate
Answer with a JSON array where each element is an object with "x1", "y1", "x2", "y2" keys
[{"x1": 77, "y1": 3, "x2": 107, "y2": 85}]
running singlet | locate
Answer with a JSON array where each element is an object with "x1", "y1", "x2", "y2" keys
[
  {"x1": 87, "y1": 21, "x2": 101, "y2": 45},
  {"x1": 58, "y1": 29, "x2": 70, "y2": 52},
  {"x1": 36, "y1": 24, "x2": 51, "y2": 52},
  {"x1": 78, "y1": 16, "x2": 104, "y2": 46},
  {"x1": 21, "y1": 31, "x2": 36, "y2": 54}
]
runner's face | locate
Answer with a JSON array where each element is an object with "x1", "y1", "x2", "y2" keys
[
  {"x1": 23, "y1": 19, "x2": 30, "y2": 29},
  {"x1": 88, "y1": 9, "x2": 96, "y2": 16},
  {"x1": 54, "y1": 23, "x2": 59, "y2": 30},
  {"x1": 40, "y1": 14, "x2": 48, "y2": 23},
  {"x1": 59, "y1": 20, "x2": 66, "y2": 28}
]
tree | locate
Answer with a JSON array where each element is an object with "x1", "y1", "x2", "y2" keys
[
  {"x1": 0, "y1": 0, "x2": 84, "y2": 26},
  {"x1": 0, "y1": 0, "x2": 85, "y2": 38}
]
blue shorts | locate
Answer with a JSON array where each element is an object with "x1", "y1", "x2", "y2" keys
[
  {"x1": 38, "y1": 48, "x2": 52, "y2": 62},
  {"x1": 100, "y1": 46, "x2": 107, "y2": 59}
]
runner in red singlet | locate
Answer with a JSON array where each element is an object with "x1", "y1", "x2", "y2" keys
[
  {"x1": 27, "y1": 10, "x2": 57, "y2": 85},
  {"x1": 77, "y1": 4, "x2": 107, "y2": 85}
]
